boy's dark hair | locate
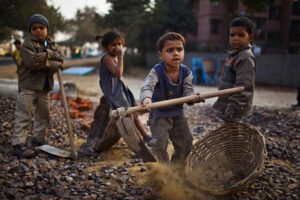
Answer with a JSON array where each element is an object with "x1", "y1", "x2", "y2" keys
[
  {"x1": 157, "y1": 32, "x2": 185, "y2": 52},
  {"x1": 95, "y1": 30, "x2": 125, "y2": 49},
  {"x1": 14, "y1": 39, "x2": 21, "y2": 45},
  {"x1": 230, "y1": 17, "x2": 255, "y2": 34}
]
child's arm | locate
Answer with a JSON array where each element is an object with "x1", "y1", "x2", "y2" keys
[
  {"x1": 102, "y1": 48, "x2": 123, "y2": 78},
  {"x1": 184, "y1": 71, "x2": 204, "y2": 105},
  {"x1": 183, "y1": 71, "x2": 194, "y2": 96},
  {"x1": 140, "y1": 68, "x2": 158, "y2": 104},
  {"x1": 45, "y1": 45, "x2": 64, "y2": 71},
  {"x1": 12, "y1": 51, "x2": 17, "y2": 65},
  {"x1": 20, "y1": 40, "x2": 63, "y2": 71},
  {"x1": 46, "y1": 42, "x2": 64, "y2": 62},
  {"x1": 225, "y1": 57, "x2": 255, "y2": 117},
  {"x1": 20, "y1": 40, "x2": 48, "y2": 70}
]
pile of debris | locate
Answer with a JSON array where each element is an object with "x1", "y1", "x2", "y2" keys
[{"x1": 0, "y1": 96, "x2": 299, "y2": 200}]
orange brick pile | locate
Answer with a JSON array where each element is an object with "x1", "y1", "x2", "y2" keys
[{"x1": 51, "y1": 94, "x2": 93, "y2": 119}]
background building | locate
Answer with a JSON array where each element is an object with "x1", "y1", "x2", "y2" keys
[{"x1": 188, "y1": 0, "x2": 300, "y2": 54}]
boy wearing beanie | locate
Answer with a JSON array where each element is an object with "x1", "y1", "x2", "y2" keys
[{"x1": 12, "y1": 14, "x2": 64, "y2": 158}]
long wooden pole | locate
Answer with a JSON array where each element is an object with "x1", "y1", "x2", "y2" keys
[
  {"x1": 110, "y1": 87, "x2": 244, "y2": 119},
  {"x1": 57, "y1": 69, "x2": 77, "y2": 159}
]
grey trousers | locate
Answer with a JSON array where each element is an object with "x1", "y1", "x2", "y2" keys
[
  {"x1": 149, "y1": 114, "x2": 193, "y2": 163},
  {"x1": 12, "y1": 88, "x2": 50, "y2": 146}
]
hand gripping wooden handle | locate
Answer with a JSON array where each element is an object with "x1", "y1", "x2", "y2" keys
[{"x1": 110, "y1": 87, "x2": 244, "y2": 119}]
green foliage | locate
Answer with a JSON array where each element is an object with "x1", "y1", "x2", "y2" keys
[
  {"x1": 103, "y1": 0, "x2": 196, "y2": 59},
  {"x1": 0, "y1": 0, "x2": 65, "y2": 41},
  {"x1": 144, "y1": 0, "x2": 196, "y2": 51},
  {"x1": 104, "y1": 0, "x2": 151, "y2": 49}
]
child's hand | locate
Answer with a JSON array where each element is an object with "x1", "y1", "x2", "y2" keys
[
  {"x1": 195, "y1": 93, "x2": 205, "y2": 103},
  {"x1": 142, "y1": 98, "x2": 152, "y2": 112},
  {"x1": 114, "y1": 47, "x2": 123, "y2": 57},
  {"x1": 35, "y1": 52, "x2": 47, "y2": 63}
]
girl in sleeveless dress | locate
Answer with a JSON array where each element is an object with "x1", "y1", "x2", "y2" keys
[{"x1": 97, "y1": 30, "x2": 151, "y2": 143}]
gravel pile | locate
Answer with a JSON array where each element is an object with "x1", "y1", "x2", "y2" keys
[
  {"x1": 185, "y1": 105, "x2": 299, "y2": 200},
  {"x1": 0, "y1": 97, "x2": 299, "y2": 199}
]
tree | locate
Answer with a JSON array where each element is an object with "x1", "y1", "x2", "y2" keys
[
  {"x1": 103, "y1": 0, "x2": 196, "y2": 63},
  {"x1": 104, "y1": 0, "x2": 152, "y2": 49},
  {"x1": 0, "y1": 0, "x2": 65, "y2": 41},
  {"x1": 143, "y1": 0, "x2": 196, "y2": 51},
  {"x1": 67, "y1": 7, "x2": 105, "y2": 46}
]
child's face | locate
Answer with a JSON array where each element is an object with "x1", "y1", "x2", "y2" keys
[
  {"x1": 229, "y1": 26, "x2": 253, "y2": 50},
  {"x1": 14, "y1": 43, "x2": 21, "y2": 49},
  {"x1": 30, "y1": 23, "x2": 47, "y2": 41},
  {"x1": 159, "y1": 40, "x2": 184, "y2": 69},
  {"x1": 107, "y1": 38, "x2": 123, "y2": 56}
]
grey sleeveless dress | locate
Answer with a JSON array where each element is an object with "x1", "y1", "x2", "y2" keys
[{"x1": 99, "y1": 53, "x2": 135, "y2": 109}]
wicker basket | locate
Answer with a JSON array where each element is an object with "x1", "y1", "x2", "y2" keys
[{"x1": 185, "y1": 123, "x2": 267, "y2": 195}]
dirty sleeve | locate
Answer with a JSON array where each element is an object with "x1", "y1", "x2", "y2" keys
[
  {"x1": 46, "y1": 44, "x2": 64, "y2": 62},
  {"x1": 140, "y1": 68, "x2": 158, "y2": 102},
  {"x1": 183, "y1": 71, "x2": 194, "y2": 96},
  {"x1": 226, "y1": 57, "x2": 255, "y2": 113},
  {"x1": 20, "y1": 40, "x2": 47, "y2": 71}
]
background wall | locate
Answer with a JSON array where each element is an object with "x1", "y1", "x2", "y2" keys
[{"x1": 145, "y1": 53, "x2": 300, "y2": 87}]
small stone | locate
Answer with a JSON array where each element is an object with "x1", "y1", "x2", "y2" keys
[
  {"x1": 24, "y1": 181, "x2": 34, "y2": 187},
  {"x1": 288, "y1": 183, "x2": 298, "y2": 190},
  {"x1": 130, "y1": 189, "x2": 137, "y2": 195},
  {"x1": 22, "y1": 149, "x2": 35, "y2": 158}
]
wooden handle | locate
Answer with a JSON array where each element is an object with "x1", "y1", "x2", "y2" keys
[
  {"x1": 57, "y1": 69, "x2": 77, "y2": 159},
  {"x1": 110, "y1": 87, "x2": 244, "y2": 119}
]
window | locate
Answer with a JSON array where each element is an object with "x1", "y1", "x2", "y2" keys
[
  {"x1": 259, "y1": 6, "x2": 268, "y2": 13},
  {"x1": 269, "y1": 6, "x2": 281, "y2": 20},
  {"x1": 290, "y1": 20, "x2": 300, "y2": 42},
  {"x1": 267, "y1": 31, "x2": 280, "y2": 42},
  {"x1": 292, "y1": 1, "x2": 300, "y2": 15},
  {"x1": 255, "y1": 18, "x2": 267, "y2": 40},
  {"x1": 210, "y1": 0, "x2": 220, "y2": 6},
  {"x1": 210, "y1": 19, "x2": 220, "y2": 34}
]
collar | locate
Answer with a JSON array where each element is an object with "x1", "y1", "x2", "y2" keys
[
  {"x1": 227, "y1": 43, "x2": 252, "y2": 55},
  {"x1": 30, "y1": 35, "x2": 53, "y2": 44}
]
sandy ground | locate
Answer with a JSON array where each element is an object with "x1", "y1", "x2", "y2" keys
[{"x1": 60, "y1": 72, "x2": 298, "y2": 109}]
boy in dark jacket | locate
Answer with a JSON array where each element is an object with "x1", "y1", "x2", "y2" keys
[
  {"x1": 140, "y1": 32, "x2": 202, "y2": 163},
  {"x1": 12, "y1": 14, "x2": 64, "y2": 158},
  {"x1": 214, "y1": 17, "x2": 256, "y2": 122}
]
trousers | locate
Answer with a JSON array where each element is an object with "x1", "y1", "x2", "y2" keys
[
  {"x1": 149, "y1": 114, "x2": 193, "y2": 163},
  {"x1": 12, "y1": 88, "x2": 50, "y2": 145}
]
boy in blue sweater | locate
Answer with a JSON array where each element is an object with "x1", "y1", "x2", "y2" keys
[{"x1": 140, "y1": 32, "x2": 202, "y2": 163}]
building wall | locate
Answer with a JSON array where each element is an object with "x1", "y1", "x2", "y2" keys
[
  {"x1": 191, "y1": 0, "x2": 228, "y2": 51},
  {"x1": 145, "y1": 52, "x2": 300, "y2": 87},
  {"x1": 189, "y1": 0, "x2": 300, "y2": 54}
]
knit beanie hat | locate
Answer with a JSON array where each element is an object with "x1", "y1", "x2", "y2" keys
[{"x1": 28, "y1": 14, "x2": 49, "y2": 31}]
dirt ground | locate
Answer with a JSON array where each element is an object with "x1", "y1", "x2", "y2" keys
[
  {"x1": 60, "y1": 66, "x2": 299, "y2": 108},
  {"x1": 0, "y1": 59, "x2": 298, "y2": 108},
  {"x1": 51, "y1": 71, "x2": 298, "y2": 109}
]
